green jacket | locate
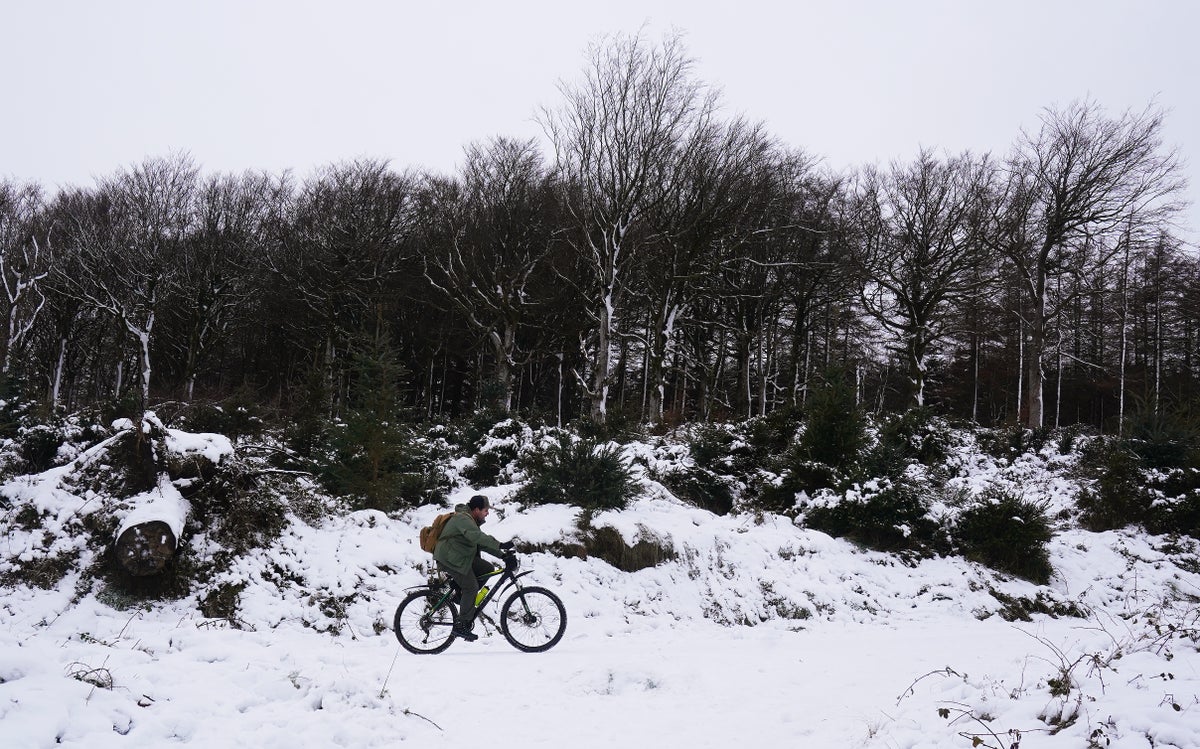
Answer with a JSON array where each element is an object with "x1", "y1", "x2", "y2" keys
[{"x1": 433, "y1": 504, "x2": 504, "y2": 574}]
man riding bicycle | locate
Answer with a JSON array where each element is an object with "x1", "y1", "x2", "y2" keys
[{"x1": 432, "y1": 494, "x2": 514, "y2": 641}]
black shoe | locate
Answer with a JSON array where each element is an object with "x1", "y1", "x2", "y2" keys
[{"x1": 452, "y1": 626, "x2": 478, "y2": 642}]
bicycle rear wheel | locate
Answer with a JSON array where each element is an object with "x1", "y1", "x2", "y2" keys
[
  {"x1": 394, "y1": 589, "x2": 458, "y2": 654},
  {"x1": 499, "y1": 586, "x2": 566, "y2": 653}
]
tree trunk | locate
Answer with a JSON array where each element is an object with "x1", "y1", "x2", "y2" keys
[
  {"x1": 1025, "y1": 315, "x2": 1045, "y2": 428},
  {"x1": 51, "y1": 337, "x2": 67, "y2": 408},
  {"x1": 646, "y1": 298, "x2": 678, "y2": 424},
  {"x1": 908, "y1": 327, "x2": 929, "y2": 409},
  {"x1": 1021, "y1": 264, "x2": 1049, "y2": 429},
  {"x1": 734, "y1": 332, "x2": 752, "y2": 419},
  {"x1": 488, "y1": 324, "x2": 515, "y2": 412},
  {"x1": 590, "y1": 283, "x2": 613, "y2": 424}
]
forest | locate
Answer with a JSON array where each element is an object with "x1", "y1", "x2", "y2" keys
[{"x1": 0, "y1": 32, "x2": 1193, "y2": 441}]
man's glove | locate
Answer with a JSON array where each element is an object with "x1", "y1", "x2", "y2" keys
[{"x1": 499, "y1": 540, "x2": 515, "y2": 552}]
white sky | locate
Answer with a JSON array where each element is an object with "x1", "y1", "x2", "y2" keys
[{"x1": 2, "y1": 0, "x2": 1197, "y2": 240}]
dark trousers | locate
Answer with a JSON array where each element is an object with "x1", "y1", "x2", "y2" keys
[{"x1": 439, "y1": 555, "x2": 495, "y2": 628}]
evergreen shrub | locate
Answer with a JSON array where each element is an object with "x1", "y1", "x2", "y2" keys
[
  {"x1": 177, "y1": 391, "x2": 267, "y2": 443},
  {"x1": 689, "y1": 422, "x2": 764, "y2": 481},
  {"x1": 17, "y1": 423, "x2": 65, "y2": 473},
  {"x1": 455, "y1": 406, "x2": 513, "y2": 452},
  {"x1": 953, "y1": 490, "x2": 1054, "y2": 584},
  {"x1": 798, "y1": 368, "x2": 866, "y2": 469},
  {"x1": 978, "y1": 426, "x2": 1054, "y2": 462},
  {"x1": 659, "y1": 469, "x2": 734, "y2": 515},
  {"x1": 1124, "y1": 408, "x2": 1199, "y2": 471},
  {"x1": 861, "y1": 408, "x2": 953, "y2": 479},
  {"x1": 514, "y1": 436, "x2": 636, "y2": 511},
  {"x1": 314, "y1": 332, "x2": 449, "y2": 510},
  {"x1": 0, "y1": 374, "x2": 28, "y2": 438},
  {"x1": 663, "y1": 421, "x2": 772, "y2": 515},
  {"x1": 574, "y1": 408, "x2": 646, "y2": 444},
  {"x1": 746, "y1": 406, "x2": 804, "y2": 457},
  {"x1": 1145, "y1": 477, "x2": 1200, "y2": 538},
  {"x1": 1075, "y1": 438, "x2": 1151, "y2": 531},
  {"x1": 802, "y1": 477, "x2": 943, "y2": 556},
  {"x1": 7, "y1": 414, "x2": 107, "y2": 477},
  {"x1": 463, "y1": 418, "x2": 529, "y2": 486},
  {"x1": 757, "y1": 459, "x2": 840, "y2": 513},
  {"x1": 750, "y1": 372, "x2": 865, "y2": 513}
]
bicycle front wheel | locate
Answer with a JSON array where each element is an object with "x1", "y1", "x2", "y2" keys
[
  {"x1": 394, "y1": 589, "x2": 458, "y2": 654},
  {"x1": 499, "y1": 586, "x2": 566, "y2": 653}
]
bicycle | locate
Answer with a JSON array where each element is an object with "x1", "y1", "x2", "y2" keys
[{"x1": 393, "y1": 553, "x2": 566, "y2": 654}]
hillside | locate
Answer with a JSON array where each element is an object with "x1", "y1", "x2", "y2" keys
[{"x1": 1, "y1": 414, "x2": 1198, "y2": 748}]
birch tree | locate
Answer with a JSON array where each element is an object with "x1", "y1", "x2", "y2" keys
[{"x1": 0, "y1": 180, "x2": 50, "y2": 376}]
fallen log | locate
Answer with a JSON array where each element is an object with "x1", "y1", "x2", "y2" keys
[{"x1": 114, "y1": 479, "x2": 192, "y2": 577}]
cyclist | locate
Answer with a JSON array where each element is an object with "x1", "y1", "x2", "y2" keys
[{"x1": 433, "y1": 494, "x2": 514, "y2": 641}]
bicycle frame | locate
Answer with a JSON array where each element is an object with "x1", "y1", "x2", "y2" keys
[{"x1": 415, "y1": 564, "x2": 537, "y2": 626}]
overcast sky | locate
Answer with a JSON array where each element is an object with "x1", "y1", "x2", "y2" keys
[{"x1": 2, "y1": 0, "x2": 1196, "y2": 240}]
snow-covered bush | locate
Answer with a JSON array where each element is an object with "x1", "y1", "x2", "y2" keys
[
  {"x1": 172, "y1": 393, "x2": 267, "y2": 444},
  {"x1": 801, "y1": 476, "x2": 946, "y2": 557},
  {"x1": 1076, "y1": 437, "x2": 1147, "y2": 531},
  {"x1": 657, "y1": 468, "x2": 735, "y2": 515},
  {"x1": 1, "y1": 412, "x2": 107, "y2": 478},
  {"x1": 976, "y1": 425, "x2": 1057, "y2": 463},
  {"x1": 797, "y1": 368, "x2": 867, "y2": 470},
  {"x1": 1145, "y1": 470, "x2": 1200, "y2": 537},
  {"x1": 656, "y1": 422, "x2": 760, "y2": 514},
  {"x1": 1123, "y1": 406, "x2": 1200, "y2": 471},
  {"x1": 513, "y1": 435, "x2": 637, "y2": 510},
  {"x1": 688, "y1": 421, "x2": 768, "y2": 480},
  {"x1": 750, "y1": 373, "x2": 869, "y2": 512},
  {"x1": 462, "y1": 417, "x2": 533, "y2": 486},
  {"x1": 860, "y1": 408, "x2": 955, "y2": 479},
  {"x1": 951, "y1": 489, "x2": 1054, "y2": 584},
  {"x1": 757, "y1": 458, "x2": 841, "y2": 513},
  {"x1": 1074, "y1": 422, "x2": 1200, "y2": 538}
]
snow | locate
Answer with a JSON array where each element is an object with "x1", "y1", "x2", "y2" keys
[
  {"x1": 2, "y1": 428, "x2": 1199, "y2": 748},
  {"x1": 115, "y1": 478, "x2": 191, "y2": 542}
]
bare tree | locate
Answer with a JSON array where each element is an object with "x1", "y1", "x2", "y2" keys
[
  {"x1": 269, "y1": 159, "x2": 416, "y2": 414},
  {"x1": 52, "y1": 154, "x2": 199, "y2": 413},
  {"x1": 167, "y1": 171, "x2": 278, "y2": 400},
  {"x1": 420, "y1": 137, "x2": 557, "y2": 412},
  {"x1": 989, "y1": 100, "x2": 1186, "y2": 428},
  {"x1": 854, "y1": 150, "x2": 995, "y2": 409},
  {"x1": 633, "y1": 117, "x2": 776, "y2": 423},
  {"x1": 540, "y1": 30, "x2": 718, "y2": 424},
  {"x1": 701, "y1": 146, "x2": 833, "y2": 418},
  {"x1": 0, "y1": 180, "x2": 49, "y2": 376}
]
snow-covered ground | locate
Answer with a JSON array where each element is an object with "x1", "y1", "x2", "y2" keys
[{"x1": 2, "y1": 423, "x2": 1199, "y2": 748}]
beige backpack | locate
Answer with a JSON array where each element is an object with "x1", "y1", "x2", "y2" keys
[{"x1": 419, "y1": 511, "x2": 455, "y2": 554}]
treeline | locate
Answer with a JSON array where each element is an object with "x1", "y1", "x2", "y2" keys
[{"x1": 0, "y1": 32, "x2": 1194, "y2": 432}]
